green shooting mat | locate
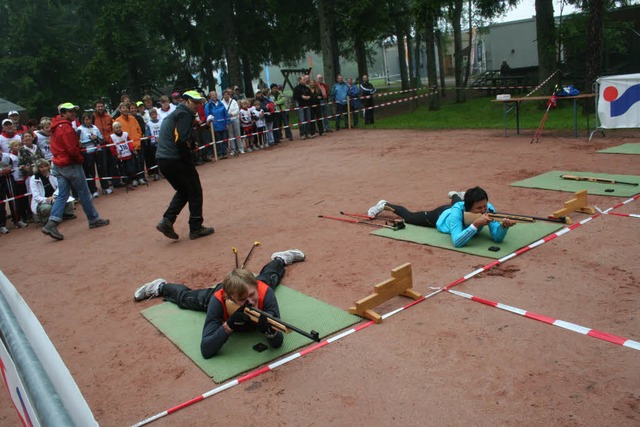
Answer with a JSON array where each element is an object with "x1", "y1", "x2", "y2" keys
[
  {"x1": 371, "y1": 222, "x2": 564, "y2": 259},
  {"x1": 511, "y1": 170, "x2": 640, "y2": 197},
  {"x1": 141, "y1": 285, "x2": 361, "y2": 383},
  {"x1": 597, "y1": 143, "x2": 640, "y2": 155}
]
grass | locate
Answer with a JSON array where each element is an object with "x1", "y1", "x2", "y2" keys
[{"x1": 371, "y1": 94, "x2": 597, "y2": 131}]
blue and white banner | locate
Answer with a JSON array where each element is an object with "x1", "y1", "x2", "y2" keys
[{"x1": 597, "y1": 73, "x2": 640, "y2": 129}]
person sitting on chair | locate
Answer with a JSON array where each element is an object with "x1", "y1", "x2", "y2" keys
[{"x1": 367, "y1": 187, "x2": 515, "y2": 248}]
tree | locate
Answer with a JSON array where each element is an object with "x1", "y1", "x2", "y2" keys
[{"x1": 535, "y1": 0, "x2": 558, "y2": 88}]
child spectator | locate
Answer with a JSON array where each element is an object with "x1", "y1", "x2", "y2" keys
[
  {"x1": 252, "y1": 100, "x2": 266, "y2": 148},
  {"x1": 8, "y1": 141, "x2": 29, "y2": 228},
  {"x1": 239, "y1": 100, "x2": 255, "y2": 152},
  {"x1": 109, "y1": 122, "x2": 137, "y2": 191},
  {"x1": 144, "y1": 108, "x2": 161, "y2": 181},
  {"x1": 156, "y1": 95, "x2": 175, "y2": 123},
  {"x1": 18, "y1": 131, "x2": 44, "y2": 178},
  {"x1": 34, "y1": 117, "x2": 54, "y2": 161},
  {"x1": 129, "y1": 105, "x2": 149, "y2": 184},
  {"x1": 77, "y1": 113, "x2": 105, "y2": 198}
]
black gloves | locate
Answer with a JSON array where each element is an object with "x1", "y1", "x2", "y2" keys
[
  {"x1": 257, "y1": 313, "x2": 276, "y2": 335},
  {"x1": 227, "y1": 308, "x2": 251, "y2": 331}
]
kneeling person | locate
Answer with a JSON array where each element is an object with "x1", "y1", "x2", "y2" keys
[{"x1": 134, "y1": 249, "x2": 305, "y2": 358}]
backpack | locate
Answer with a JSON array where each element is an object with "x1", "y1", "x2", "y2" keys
[{"x1": 556, "y1": 85, "x2": 580, "y2": 97}]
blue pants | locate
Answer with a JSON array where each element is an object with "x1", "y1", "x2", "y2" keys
[{"x1": 50, "y1": 164, "x2": 100, "y2": 224}]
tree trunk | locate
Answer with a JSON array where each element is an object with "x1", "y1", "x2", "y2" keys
[
  {"x1": 318, "y1": 0, "x2": 338, "y2": 82},
  {"x1": 414, "y1": 30, "x2": 422, "y2": 88},
  {"x1": 436, "y1": 29, "x2": 446, "y2": 97},
  {"x1": 222, "y1": 0, "x2": 242, "y2": 90},
  {"x1": 396, "y1": 27, "x2": 409, "y2": 89},
  {"x1": 463, "y1": 0, "x2": 472, "y2": 87},
  {"x1": 585, "y1": 0, "x2": 604, "y2": 93},
  {"x1": 424, "y1": 9, "x2": 440, "y2": 110},
  {"x1": 355, "y1": 37, "x2": 368, "y2": 78},
  {"x1": 535, "y1": 0, "x2": 557, "y2": 91},
  {"x1": 451, "y1": 0, "x2": 465, "y2": 102},
  {"x1": 241, "y1": 55, "x2": 254, "y2": 98}
]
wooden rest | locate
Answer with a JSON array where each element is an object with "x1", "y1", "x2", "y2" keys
[
  {"x1": 349, "y1": 263, "x2": 422, "y2": 324},
  {"x1": 552, "y1": 190, "x2": 595, "y2": 219}
]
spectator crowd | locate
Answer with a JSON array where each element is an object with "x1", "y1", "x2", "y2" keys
[{"x1": 0, "y1": 73, "x2": 378, "y2": 235}]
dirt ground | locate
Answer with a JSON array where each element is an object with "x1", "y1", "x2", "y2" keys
[{"x1": 0, "y1": 127, "x2": 638, "y2": 426}]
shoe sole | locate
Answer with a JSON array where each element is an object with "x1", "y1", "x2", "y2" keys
[
  {"x1": 189, "y1": 229, "x2": 214, "y2": 240},
  {"x1": 42, "y1": 228, "x2": 63, "y2": 240},
  {"x1": 157, "y1": 224, "x2": 179, "y2": 240}
]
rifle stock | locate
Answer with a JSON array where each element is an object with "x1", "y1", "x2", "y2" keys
[
  {"x1": 463, "y1": 212, "x2": 534, "y2": 226},
  {"x1": 561, "y1": 174, "x2": 638, "y2": 186},
  {"x1": 463, "y1": 211, "x2": 568, "y2": 226},
  {"x1": 225, "y1": 298, "x2": 320, "y2": 342}
]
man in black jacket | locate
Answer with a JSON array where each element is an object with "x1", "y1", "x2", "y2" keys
[{"x1": 155, "y1": 90, "x2": 214, "y2": 241}]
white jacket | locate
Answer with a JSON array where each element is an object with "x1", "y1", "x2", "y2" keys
[{"x1": 28, "y1": 173, "x2": 74, "y2": 215}]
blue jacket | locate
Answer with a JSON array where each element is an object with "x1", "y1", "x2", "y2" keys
[
  {"x1": 347, "y1": 84, "x2": 359, "y2": 107},
  {"x1": 205, "y1": 100, "x2": 229, "y2": 131},
  {"x1": 436, "y1": 201, "x2": 508, "y2": 248},
  {"x1": 331, "y1": 82, "x2": 349, "y2": 104}
]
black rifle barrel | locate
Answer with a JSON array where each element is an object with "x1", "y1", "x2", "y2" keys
[{"x1": 248, "y1": 305, "x2": 320, "y2": 342}]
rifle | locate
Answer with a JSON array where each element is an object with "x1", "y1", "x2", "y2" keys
[
  {"x1": 561, "y1": 174, "x2": 638, "y2": 186},
  {"x1": 463, "y1": 211, "x2": 569, "y2": 226},
  {"x1": 225, "y1": 299, "x2": 320, "y2": 342}
]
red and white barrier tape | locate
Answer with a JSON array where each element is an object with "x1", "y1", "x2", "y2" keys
[
  {"x1": 447, "y1": 288, "x2": 640, "y2": 349},
  {"x1": 132, "y1": 193, "x2": 639, "y2": 426},
  {"x1": 607, "y1": 212, "x2": 640, "y2": 218}
]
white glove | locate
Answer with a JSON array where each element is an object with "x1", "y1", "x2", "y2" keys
[{"x1": 207, "y1": 115, "x2": 214, "y2": 123}]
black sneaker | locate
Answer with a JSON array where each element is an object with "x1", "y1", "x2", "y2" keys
[
  {"x1": 89, "y1": 219, "x2": 110, "y2": 229},
  {"x1": 189, "y1": 226, "x2": 214, "y2": 240},
  {"x1": 156, "y1": 218, "x2": 179, "y2": 239},
  {"x1": 42, "y1": 220, "x2": 64, "y2": 240}
]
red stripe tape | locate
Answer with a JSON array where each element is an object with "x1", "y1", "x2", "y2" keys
[
  {"x1": 471, "y1": 295, "x2": 498, "y2": 307},
  {"x1": 524, "y1": 311, "x2": 556, "y2": 325},
  {"x1": 167, "y1": 395, "x2": 204, "y2": 414},
  {"x1": 586, "y1": 329, "x2": 627, "y2": 345}
]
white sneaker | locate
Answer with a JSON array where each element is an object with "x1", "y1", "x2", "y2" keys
[
  {"x1": 134, "y1": 278, "x2": 167, "y2": 301},
  {"x1": 239, "y1": 149, "x2": 245, "y2": 154},
  {"x1": 367, "y1": 200, "x2": 388, "y2": 218},
  {"x1": 15, "y1": 221, "x2": 28, "y2": 229},
  {"x1": 102, "y1": 188, "x2": 113, "y2": 195},
  {"x1": 92, "y1": 191, "x2": 100, "y2": 198},
  {"x1": 271, "y1": 249, "x2": 305, "y2": 265},
  {"x1": 138, "y1": 178, "x2": 147, "y2": 185},
  {"x1": 131, "y1": 180, "x2": 139, "y2": 187},
  {"x1": 448, "y1": 191, "x2": 465, "y2": 200},
  {"x1": 0, "y1": 226, "x2": 9, "y2": 235}
]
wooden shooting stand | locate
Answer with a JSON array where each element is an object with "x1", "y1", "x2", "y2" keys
[
  {"x1": 349, "y1": 263, "x2": 422, "y2": 324},
  {"x1": 280, "y1": 68, "x2": 312, "y2": 93},
  {"x1": 552, "y1": 190, "x2": 595, "y2": 220}
]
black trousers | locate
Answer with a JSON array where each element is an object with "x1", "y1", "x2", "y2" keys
[
  {"x1": 82, "y1": 151, "x2": 98, "y2": 194},
  {"x1": 162, "y1": 259, "x2": 286, "y2": 311},
  {"x1": 157, "y1": 158, "x2": 203, "y2": 232},
  {"x1": 386, "y1": 195, "x2": 461, "y2": 227}
]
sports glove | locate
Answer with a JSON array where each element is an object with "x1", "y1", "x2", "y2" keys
[
  {"x1": 257, "y1": 313, "x2": 275, "y2": 335},
  {"x1": 206, "y1": 115, "x2": 214, "y2": 123},
  {"x1": 227, "y1": 308, "x2": 251, "y2": 331}
]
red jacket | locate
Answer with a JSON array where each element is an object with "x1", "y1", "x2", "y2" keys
[{"x1": 50, "y1": 115, "x2": 83, "y2": 167}]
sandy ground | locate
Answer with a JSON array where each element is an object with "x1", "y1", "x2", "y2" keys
[{"x1": 0, "y1": 128, "x2": 638, "y2": 426}]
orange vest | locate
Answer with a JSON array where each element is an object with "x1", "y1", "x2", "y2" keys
[{"x1": 213, "y1": 280, "x2": 269, "y2": 321}]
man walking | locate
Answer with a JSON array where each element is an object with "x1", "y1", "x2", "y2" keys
[
  {"x1": 155, "y1": 90, "x2": 214, "y2": 241},
  {"x1": 42, "y1": 103, "x2": 110, "y2": 240}
]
